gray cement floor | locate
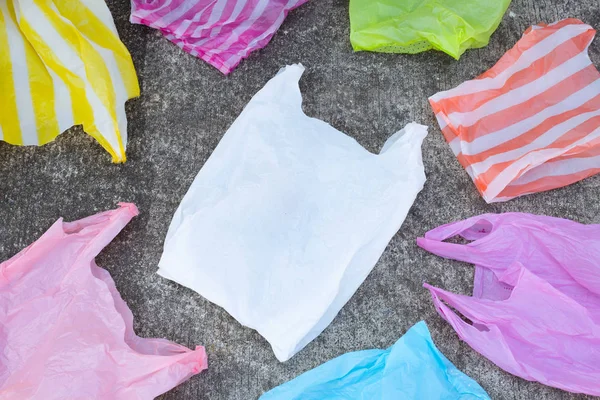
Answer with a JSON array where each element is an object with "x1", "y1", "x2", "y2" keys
[{"x1": 1, "y1": 0, "x2": 599, "y2": 399}]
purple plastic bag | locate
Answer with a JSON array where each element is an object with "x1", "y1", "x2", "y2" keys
[{"x1": 418, "y1": 213, "x2": 600, "y2": 396}]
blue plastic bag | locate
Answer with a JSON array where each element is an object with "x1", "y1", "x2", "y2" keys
[{"x1": 260, "y1": 321, "x2": 490, "y2": 399}]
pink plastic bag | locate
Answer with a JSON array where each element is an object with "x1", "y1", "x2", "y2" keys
[
  {"x1": 130, "y1": 0, "x2": 308, "y2": 75},
  {"x1": 418, "y1": 213, "x2": 600, "y2": 396},
  {"x1": 0, "y1": 203, "x2": 207, "y2": 400}
]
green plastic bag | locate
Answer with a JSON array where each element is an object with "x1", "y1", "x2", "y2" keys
[{"x1": 349, "y1": 0, "x2": 512, "y2": 59}]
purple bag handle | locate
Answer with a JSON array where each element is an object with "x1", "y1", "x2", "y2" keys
[
  {"x1": 417, "y1": 215, "x2": 498, "y2": 266},
  {"x1": 424, "y1": 283, "x2": 485, "y2": 328},
  {"x1": 424, "y1": 282, "x2": 530, "y2": 379},
  {"x1": 424, "y1": 283, "x2": 501, "y2": 363}
]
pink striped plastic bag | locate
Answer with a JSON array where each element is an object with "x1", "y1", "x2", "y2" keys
[
  {"x1": 429, "y1": 19, "x2": 600, "y2": 202},
  {"x1": 418, "y1": 213, "x2": 600, "y2": 396},
  {"x1": 130, "y1": 0, "x2": 308, "y2": 74},
  {"x1": 0, "y1": 203, "x2": 207, "y2": 400}
]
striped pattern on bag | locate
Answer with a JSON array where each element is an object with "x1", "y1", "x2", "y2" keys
[
  {"x1": 0, "y1": 0, "x2": 139, "y2": 162},
  {"x1": 429, "y1": 19, "x2": 600, "y2": 202},
  {"x1": 130, "y1": 0, "x2": 308, "y2": 75}
]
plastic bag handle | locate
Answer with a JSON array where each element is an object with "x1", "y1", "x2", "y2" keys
[
  {"x1": 425, "y1": 283, "x2": 529, "y2": 380},
  {"x1": 379, "y1": 123, "x2": 428, "y2": 155},
  {"x1": 424, "y1": 283, "x2": 488, "y2": 340},
  {"x1": 250, "y1": 64, "x2": 304, "y2": 109},
  {"x1": 65, "y1": 203, "x2": 139, "y2": 262},
  {"x1": 0, "y1": 204, "x2": 138, "y2": 286},
  {"x1": 417, "y1": 216, "x2": 497, "y2": 265},
  {"x1": 417, "y1": 237, "x2": 479, "y2": 263},
  {"x1": 424, "y1": 215, "x2": 497, "y2": 241}
]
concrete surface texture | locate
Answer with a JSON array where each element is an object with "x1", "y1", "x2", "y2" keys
[{"x1": 1, "y1": 0, "x2": 599, "y2": 399}]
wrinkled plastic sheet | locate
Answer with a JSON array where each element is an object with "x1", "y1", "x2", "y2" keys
[
  {"x1": 260, "y1": 321, "x2": 491, "y2": 399},
  {"x1": 0, "y1": 0, "x2": 139, "y2": 162},
  {"x1": 158, "y1": 64, "x2": 428, "y2": 362},
  {"x1": 130, "y1": 0, "x2": 308, "y2": 75},
  {"x1": 419, "y1": 213, "x2": 600, "y2": 396},
  {"x1": 430, "y1": 19, "x2": 600, "y2": 202},
  {"x1": 349, "y1": 0, "x2": 511, "y2": 59},
  {"x1": 0, "y1": 204, "x2": 207, "y2": 400}
]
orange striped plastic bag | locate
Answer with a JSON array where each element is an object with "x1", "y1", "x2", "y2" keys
[
  {"x1": 429, "y1": 19, "x2": 600, "y2": 202},
  {"x1": 0, "y1": 0, "x2": 139, "y2": 162}
]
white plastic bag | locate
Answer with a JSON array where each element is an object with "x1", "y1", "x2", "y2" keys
[{"x1": 158, "y1": 64, "x2": 427, "y2": 362}]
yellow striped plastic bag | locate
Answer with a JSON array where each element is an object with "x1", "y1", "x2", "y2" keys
[{"x1": 0, "y1": 0, "x2": 139, "y2": 162}]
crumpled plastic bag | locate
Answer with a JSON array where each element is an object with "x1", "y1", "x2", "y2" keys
[
  {"x1": 429, "y1": 19, "x2": 600, "y2": 202},
  {"x1": 0, "y1": 0, "x2": 139, "y2": 162},
  {"x1": 418, "y1": 213, "x2": 600, "y2": 396},
  {"x1": 0, "y1": 203, "x2": 207, "y2": 400},
  {"x1": 349, "y1": 0, "x2": 511, "y2": 59},
  {"x1": 158, "y1": 64, "x2": 428, "y2": 362},
  {"x1": 260, "y1": 321, "x2": 491, "y2": 399},
  {"x1": 130, "y1": 0, "x2": 308, "y2": 75}
]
